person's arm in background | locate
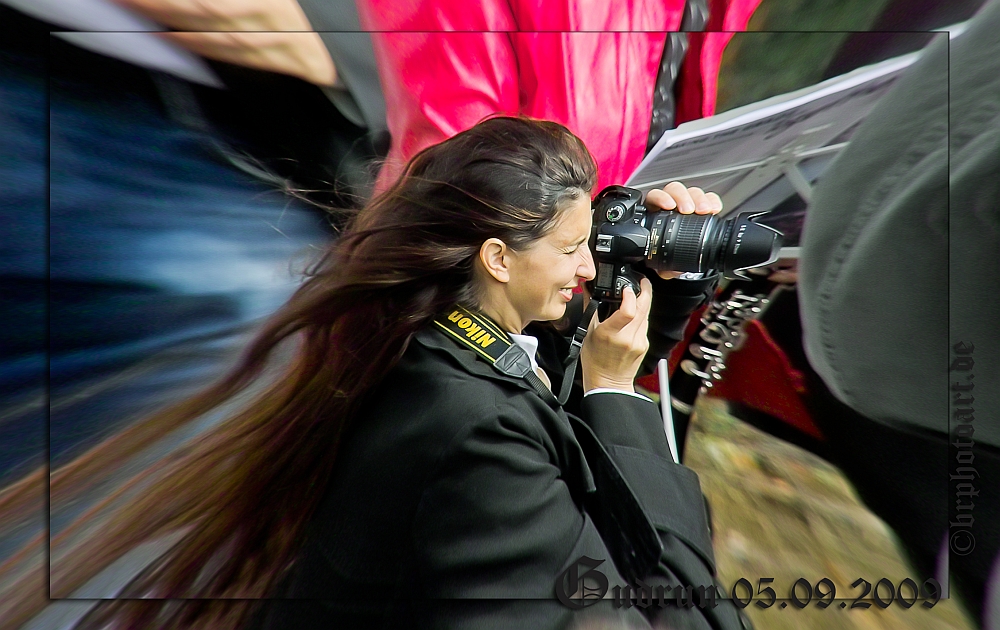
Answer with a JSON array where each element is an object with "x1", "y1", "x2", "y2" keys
[
  {"x1": 110, "y1": 0, "x2": 389, "y2": 205},
  {"x1": 111, "y1": 0, "x2": 337, "y2": 86}
]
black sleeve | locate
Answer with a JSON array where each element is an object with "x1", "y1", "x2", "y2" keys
[
  {"x1": 409, "y1": 393, "x2": 734, "y2": 629},
  {"x1": 579, "y1": 393, "x2": 743, "y2": 630},
  {"x1": 409, "y1": 389, "x2": 740, "y2": 629},
  {"x1": 639, "y1": 270, "x2": 719, "y2": 377}
]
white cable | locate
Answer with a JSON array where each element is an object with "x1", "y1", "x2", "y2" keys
[{"x1": 658, "y1": 359, "x2": 680, "y2": 464}]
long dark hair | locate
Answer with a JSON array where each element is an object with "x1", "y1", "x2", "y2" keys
[{"x1": 0, "y1": 116, "x2": 597, "y2": 629}]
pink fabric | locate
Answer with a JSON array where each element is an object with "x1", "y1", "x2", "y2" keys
[
  {"x1": 677, "y1": 0, "x2": 763, "y2": 122},
  {"x1": 358, "y1": 0, "x2": 761, "y2": 193}
]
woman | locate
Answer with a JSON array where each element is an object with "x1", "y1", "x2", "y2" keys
[{"x1": 3, "y1": 117, "x2": 737, "y2": 629}]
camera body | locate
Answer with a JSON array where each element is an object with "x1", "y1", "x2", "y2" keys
[
  {"x1": 590, "y1": 187, "x2": 652, "y2": 303},
  {"x1": 589, "y1": 185, "x2": 783, "y2": 307}
]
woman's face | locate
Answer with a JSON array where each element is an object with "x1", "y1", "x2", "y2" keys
[{"x1": 504, "y1": 195, "x2": 597, "y2": 327}]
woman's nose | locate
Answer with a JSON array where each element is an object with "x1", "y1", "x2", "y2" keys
[{"x1": 579, "y1": 246, "x2": 596, "y2": 281}]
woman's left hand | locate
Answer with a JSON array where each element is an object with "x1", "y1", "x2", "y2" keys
[
  {"x1": 643, "y1": 182, "x2": 724, "y2": 280},
  {"x1": 580, "y1": 277, "x2": 653, "y2": 393}
]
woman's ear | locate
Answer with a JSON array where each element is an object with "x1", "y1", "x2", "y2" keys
[{"x1": 478, "y1": 238, "x2": 512, "y2": 283}]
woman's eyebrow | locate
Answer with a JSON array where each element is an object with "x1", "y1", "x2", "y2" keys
[{"x1": 559, "y1": 236, "x2": 587, "y2": 249}]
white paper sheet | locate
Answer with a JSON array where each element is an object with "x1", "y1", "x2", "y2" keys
[{"x1": 627, "y1": 23, "x2": 969, "y2": 228}]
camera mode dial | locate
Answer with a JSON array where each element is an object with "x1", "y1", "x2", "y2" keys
[{"x1": 606, "y1": 204, "x2": 626, "y2": 222}]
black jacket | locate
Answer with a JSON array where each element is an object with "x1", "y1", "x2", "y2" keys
[{"x1": 252, "y1": 276, "x2": 741, "y2": 630}]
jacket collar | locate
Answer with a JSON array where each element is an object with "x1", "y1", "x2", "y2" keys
[{"x1": 413, "y1": 325, "x2": 539, "y2": 395}]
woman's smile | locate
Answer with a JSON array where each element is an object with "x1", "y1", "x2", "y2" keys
[{"x1": 558, "y1": 279, "x2": 582, "y2": 302}]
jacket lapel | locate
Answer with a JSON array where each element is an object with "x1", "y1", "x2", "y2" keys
[
  {"x1": 416, "y1": 325, "x2": 596, "y2": 496},
  {"x1": 569, "y1": 416, "x2": 665, "y2": 584}
]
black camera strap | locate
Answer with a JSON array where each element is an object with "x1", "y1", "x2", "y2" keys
[
  {"x1": 556, "y1": 298, "x2": 600, "y2": 404},
  {"x1": 433, "y1": 301, "x2": 599, "y2": 407}
]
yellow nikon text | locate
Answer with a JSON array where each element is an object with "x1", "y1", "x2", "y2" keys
[{"x1": 447, "y1": 310, "x2": 497, "y2": 349}]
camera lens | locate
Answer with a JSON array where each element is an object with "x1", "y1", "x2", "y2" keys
[{"x1": 648, "y1": 211, "x2": 782, "y2": 278}]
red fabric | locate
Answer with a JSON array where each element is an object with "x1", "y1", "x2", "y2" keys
[
  {"x1": 635, "y1": 302, "x2": 706, "y2": 393},
  {"x1": 676, "y1": 0, "x2": 761, "y2": 123},
  {"x1": 710, "y1": 320, "x2": 824, "y2": 440},
  {"x1": 357, "y1": 0, "x2": 762, "y2": 193},
  {"x1": 637, "y1": 316, "x2": 825, "y2": 442}
]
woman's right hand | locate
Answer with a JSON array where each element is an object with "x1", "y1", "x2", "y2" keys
[{"x1": 580, "y1": 276, "x2": 652, "y2": 393}]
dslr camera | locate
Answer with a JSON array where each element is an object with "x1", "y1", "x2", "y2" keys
[{"x1": 589, "y1": 185, "x2": 783, "y2": 310}]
